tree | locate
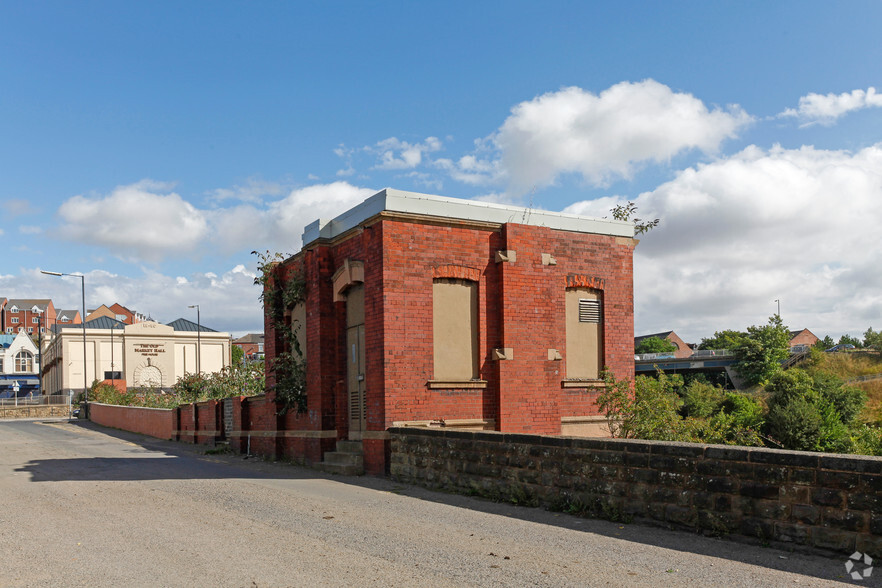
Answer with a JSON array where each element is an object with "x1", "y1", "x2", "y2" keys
[
  {"x1": 864, "y1": 327, "x2": 882, "y2": 350},
  {"x1": 838, "y1": 334, "x2": 862, "y2": 349},
  {"x1": 698, "y1": 329, "x2": 746, "y2": 351},
  {"x1": 732, "y1": 315, "x2": 791, "y2": 387},
  {"x1": 635, "y1": 336, "x2": 677, "y2": 354},
  {"x1": 764, "y1": 368, "x2": 864, "y2": 452},
  {"x1": 610, "y1": 202, "x2": 659, "y2": 235},
  {"x1": 814, "y1": 335, "x2": 834, "y2": 350},
  {"x1": 232, "y1": 345, "x2": 244, "y2": 365}
]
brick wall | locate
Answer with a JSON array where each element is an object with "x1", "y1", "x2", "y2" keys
[
  {"x1": 259, "y1": 214, "x2": 637, "y2": 473},
  {"x1": 390, "y1": 427, "x2": 882, "y2": 557},
  {"x1": 90, "y1": 403, "x2": 176, "y2": 440}
]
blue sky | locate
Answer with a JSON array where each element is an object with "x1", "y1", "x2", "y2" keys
[{"x1": 1, "y1": 1, "x2": 881, "y2": 342}]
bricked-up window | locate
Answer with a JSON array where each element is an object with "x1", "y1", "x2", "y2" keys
[
  {"x1": 565, "y1": 287, "x2": 602, "y2": 379},
  {"x1": 433, "y1": 278, "x2": 479, "y2": 381}
]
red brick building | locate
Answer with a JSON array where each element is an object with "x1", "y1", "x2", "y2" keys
[
  {"x1": 263, "y1": 189, "x2": 636, "y2": 474},
  {"x1": 1, "y1": 299, "x2": 56, "y2": 337},
  {"x1": 634, "y1": 330, "x2": 694, "y2": 359},
  {"x1": 789, "y1": 328, "x2": 819, "y2": 349}
]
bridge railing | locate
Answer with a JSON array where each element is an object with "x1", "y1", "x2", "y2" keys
[{"x1": 690, "y1": 349, "x2": 734, "y2": 358}]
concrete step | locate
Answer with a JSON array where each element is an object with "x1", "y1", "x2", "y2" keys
[
  {"x1": 318, "y1": 440, "x2": 365, "y2": 476},
  {"x1": 324, "y1": 451, "x2": 364, "y2": 467},
  {"x1": 317, "y1": 461, "x2": 363, "y2": 476}
]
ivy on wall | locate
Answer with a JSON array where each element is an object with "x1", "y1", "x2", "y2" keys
[{"x1": 253, "y1": 250, "x2": 308, "y2": 414}]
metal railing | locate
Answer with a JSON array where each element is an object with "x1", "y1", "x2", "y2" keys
[{"x1": 0, "y1": 394, "x2": 73, "y2": 407}]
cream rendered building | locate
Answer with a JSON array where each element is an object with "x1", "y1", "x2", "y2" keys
[{"x1": 41, "y1": 317, "x2": 231, "y2": 395}]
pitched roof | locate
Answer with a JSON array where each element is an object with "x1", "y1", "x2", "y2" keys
[
  {"x1": 5, "y1": 299, "x2": 52, "y2": 312},
  {"x1": 84, "y1": 316, "x2": 127, "y2": 329},
  {"x1": 634, "y1": 331, "x2": 674, "y2": 343},
  {"x1": 166, "y1": 318, "x2": 218, "y2": 333},
  {"x1": 234, "y1": 333, "x2": 264, "y2": 344}
]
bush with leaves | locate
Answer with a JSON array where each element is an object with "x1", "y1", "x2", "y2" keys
[
  {"x1": 733, "y1": 315, "x2": 791, "y2": 387},
  {"x1": 697, "y1": 329, "x2": 746, "y2": 351},
  {"x1": 634, "y1": 336, "x2": 677, "y2": 355},
  {"x1": 597, "y1": 371, "x2": 684, "y2": 441},
  {"x1": 763, "y1": 369, "x2": 863, "y2": 452}
]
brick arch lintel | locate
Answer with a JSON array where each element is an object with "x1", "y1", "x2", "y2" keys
[
  {"x1": 432, "y1": 265, "x2": 481, "y2": 282},
  {"x1": 566, "y1": 274, "x2": 605, "y2": 290},
  {"x1": 332, "y1": 259, "x2": 365, "y2": 302}
]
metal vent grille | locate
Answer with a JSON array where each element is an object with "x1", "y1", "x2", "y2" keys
[{"x1": 579, "y1": 299, "x2": 601, "y2": 323}]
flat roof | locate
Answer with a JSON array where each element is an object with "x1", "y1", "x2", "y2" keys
[{"x1": 302, "y1": 188, "x2": 634, "y2": 246}]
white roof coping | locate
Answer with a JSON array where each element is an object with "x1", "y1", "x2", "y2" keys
[{"x1": 302, "y1": 188, "x2": 634, "y2": 246}]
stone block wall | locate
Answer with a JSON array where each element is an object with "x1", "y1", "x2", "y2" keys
[{"x1": 390, "y1": 427, "x2": 882, "y2": 557}]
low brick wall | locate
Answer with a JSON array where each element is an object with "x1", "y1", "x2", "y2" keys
[
  {"x1": 90, "y1": 403, "x2": 176, "y2": 440},
  {"x1": 389, "y1": 427, "x2": 882, "y2": 557}
]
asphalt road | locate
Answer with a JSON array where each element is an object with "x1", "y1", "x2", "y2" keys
[{"x1": 0, "y1": 419, "x2": 868, "y2": 587}]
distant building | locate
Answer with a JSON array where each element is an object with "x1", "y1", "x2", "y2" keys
[
  {"x1": 634, "y1": 331, "x2": 694, "y2": 359},
  {"x1": 789, "y1": 328, "x2": 819, "y2": 349},
  {"x1": 0, "y1": 331, "x2": 41, "y2": 397},
  {"x1": 233, "y1": 333, "x2": 264, "y2": 361},
  {"x1": 0, "y1": 298, "x2": 55, "y2": 337},
  {"x1": 55, "y1": 309, "x2": 82, "y2": 326},
  {"x1": 86, "y1": 303, "x2": 146, "y2": 325},
  {"x1": 41, "y1": 318, "x2": 231, "y2": 395}
]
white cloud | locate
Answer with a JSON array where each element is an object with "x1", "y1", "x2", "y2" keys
[
  {"x1": 492, "y1": 81, "x2": 752, "y2": 193},
  {"x1": 207, "y1": 178, "x2": 287, "y2": 204},
  {"x1": 55, "y1": 180, "x2": 376, "y2": 264},
  {"x1": 780, "y1": 87, "x2": 882, "y2": 126},
  {"x1": 13, "y1": 265, "x2": 262, "y2": 336},
  {"x1": 265, "y1": 182, "x2": 376, "y2": 252},
  {"x1": 2, "y1": 199, "x2": 34, "y2": 217},
  {"x1": 58, "y1": 181, "x2": 209, "y2": 263},
  {"x1": 370, "y1": 136, "x2": 443, "y2": 170},
  {"x1": 19, "y1": 225, "x2": 41, "y2": 235},
  {"x1": 568, "y1": 144, "x2": 882, "y2": 342}
]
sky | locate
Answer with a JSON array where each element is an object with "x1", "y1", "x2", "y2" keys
[{"x1": 1, "y1": 1, "x2": 881, "y2": 343}]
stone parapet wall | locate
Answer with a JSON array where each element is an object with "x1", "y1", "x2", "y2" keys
[
  {"x1": 0, "y1": 404, "x2": 72, "y2": 419},
  {"x1": 389, "y1": 427, "x2": 882, "y2": 557}
]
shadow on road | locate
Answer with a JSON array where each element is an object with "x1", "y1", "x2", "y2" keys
[{"x1": 15, "y1": 419, "x2": 852, "y2": 585}]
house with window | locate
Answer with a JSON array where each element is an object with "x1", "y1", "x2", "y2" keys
[
  {"x1": 263, "y1": 188, "x2": 636, "y2": 473},
  {"x1": 86, "y1": 303, "x2": 145, "y2": 325},
  {"x1": 0, "y1": 331, "x2": 41, "y2": 397},
  {"x1": 0, "y1": 299, "x2": 56, "y2": 337},
  {"x1": 233, "y1": 333, "x2": 265, "y2": 361}
]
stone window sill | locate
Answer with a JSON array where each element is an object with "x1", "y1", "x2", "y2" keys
[
  {"x1": 427, "y1": 380, "x2": 488, "y2": 390},
  {"x1": 561, "y1": 379, "x2": 606, "y2": 389}
]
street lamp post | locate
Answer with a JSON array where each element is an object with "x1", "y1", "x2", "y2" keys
[
  {"x1": 41, "y1": 271, "x2": 88, "y2": 401},
  {"x1": 775, "y1": 299, "x2": 781, "y2": 317},
  {"x1": 36, "y1": 309, "x2": 44, "y2": 395},
  {"x1": 188, "y1": 304, "x2": 201, "y2": 374},
  {"x1": 110, "y1": 321, "x2": 116, "y2": 388}
]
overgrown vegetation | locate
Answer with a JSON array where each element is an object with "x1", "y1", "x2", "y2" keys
[
  {"x1": 253, "y1": 249, "x2": 308, "y2": 414},
  {"x1": 634, "y1": 336, "x2": 677, "y2": 354},
  {"x1": 88, "y1": 361, "x2": 266, "y2": 409},
  {"x1": 597, "y1": 348, "x2": 882, "y2": 456}
]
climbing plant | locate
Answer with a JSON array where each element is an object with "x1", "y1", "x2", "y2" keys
[{"x1": 253, "y1": 250, "x2": 308, "y2": 414}]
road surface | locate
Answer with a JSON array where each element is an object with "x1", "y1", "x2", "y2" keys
[{"x1": 0, "y1": 419, "x2": 866, "y2": 587}]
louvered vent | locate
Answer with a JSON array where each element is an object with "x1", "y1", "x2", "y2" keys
[{"x1": 579, "y1": 299, "x2": 601, "y2": 323}]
